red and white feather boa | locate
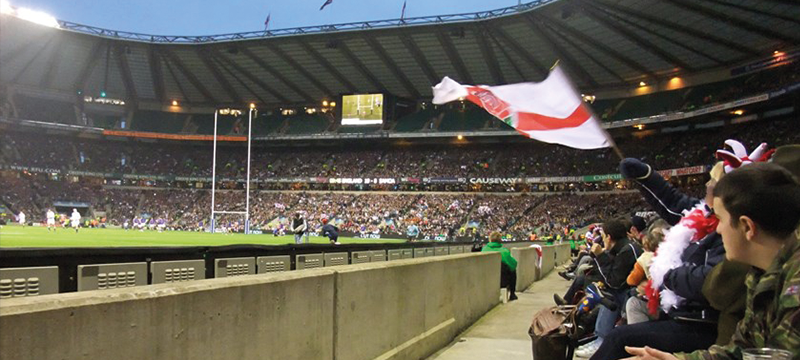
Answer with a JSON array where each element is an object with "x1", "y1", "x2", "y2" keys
[{"x1": 647, "y1": 202, "x2": 718, "y2": 314}]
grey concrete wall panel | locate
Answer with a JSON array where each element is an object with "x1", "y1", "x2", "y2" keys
[
  {"x1": 401, "y1": 249, "x2": 414, "y2": 259},
  {"x1": 78, "y1": 262, "x2": 147, "y2": 291},
  {"x1": 351, "y1": 251, "x2": 371, "y2": 264},
  {"x1": 214, "y1": 257, "x2": 256, "y2": 278},
  {"x1": 0, "y1": 269, "x2": 336, "y2": 360},
  {"x1": 296, "y1": 253, "x2": 323, "y2": 270},
  {"x1": 435, "y1": 247, "x2": 448, "y2": 256},
  {"x1": 370, "y1": 250, "x2": 386, "y2": 262},
  {"x1": 387, "y1": 249, "x2": 402, "y2": 261},
  {"x1": 510, "y1": 247, "x2": 540, "y2": 292},
  {"x1": 257, "y1": 255, "x2": 291, "y2": 273},
  {"x1": 151, "y1": 260, "x2": 206, "y2": 284},
  {"x1": 0, "y1": 266, "x2": 58, "y2": 298},
  {"x1": 333, "y1": 253, "x2": 500, "y2": 360},
  {"x1": 324, "y1": 252, "x2": 348, "y2": 267}
]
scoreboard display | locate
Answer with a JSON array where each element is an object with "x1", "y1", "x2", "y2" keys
[{"x1": 341, "y1": 94, "x2": 384, "y2": 125}]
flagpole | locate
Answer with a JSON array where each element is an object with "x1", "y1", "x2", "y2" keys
[{"x1": 588, "y1": 106, "x2": 625, "y2": 160}]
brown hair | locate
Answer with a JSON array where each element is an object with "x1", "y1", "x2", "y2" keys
[
  {"x1": 489, "y1": 231, "x2": 502, "y2": 242},
  {"x1": 643, "y1": 219, "x2": 669, "y2": 252},
  {"x1": 713, "y1": 163, "x2": 800, "y2": 239}
]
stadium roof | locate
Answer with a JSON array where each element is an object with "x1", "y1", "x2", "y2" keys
[{"x1": 1, "y1": 0, "x2": 799, "y2": 107}]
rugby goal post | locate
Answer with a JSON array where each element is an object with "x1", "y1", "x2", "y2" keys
[{"x1": 210, "y1": 108, "x2": 254, "y2": 234}]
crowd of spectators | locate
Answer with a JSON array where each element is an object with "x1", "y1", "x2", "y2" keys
[
  {"x1": 680, "y1": 59, "x2": 800, "y2": 112},
  {"x1": 3, "y1": 117, "x2": 797, "y2": 181},
  {"x1": 2, "y1": 115, "x2": 793, "y2": 237},
  {"x1": 1, "y1": 175, "x2": 663, "y2": 239},
  {"x1": 509, "y1": 193, "x2": 647, "y2": 236}
]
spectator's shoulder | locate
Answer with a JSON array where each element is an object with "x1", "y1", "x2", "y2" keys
[{"x1": 779, "y1": 240, "x2": 800, "y2": 309}]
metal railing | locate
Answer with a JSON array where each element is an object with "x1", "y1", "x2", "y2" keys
[{"x1": 56, "y1": 0, "x2": 559, "y2": 43}]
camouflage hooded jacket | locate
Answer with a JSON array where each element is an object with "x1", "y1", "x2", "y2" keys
[{"x1": 680, "y1": 236, "x2": 800, "y2": 360}]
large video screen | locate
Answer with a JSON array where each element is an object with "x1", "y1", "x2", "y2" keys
[{"x1": 341, "y1": 94, "x2": 384, "y2": 125}]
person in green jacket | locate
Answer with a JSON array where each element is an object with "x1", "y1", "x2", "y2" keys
[
  {"x1": 625, "y1": 163, "x2": 800, "y2": 360},
  {"x1": 482, "y1": 231, "x2": 519, "y2": 301}
]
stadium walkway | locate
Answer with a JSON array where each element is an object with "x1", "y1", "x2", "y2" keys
[{"x1": 427, "y1": 270, "x2": 570, "y2": 360}]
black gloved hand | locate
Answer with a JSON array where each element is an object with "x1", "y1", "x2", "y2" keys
[{"x1": 619, "y1": 158, "x2": 651, "y2": 180}]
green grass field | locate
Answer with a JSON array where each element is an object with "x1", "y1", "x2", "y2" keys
[{"x1": 0, "y1": 225, "x2": 405, "y2": 248}]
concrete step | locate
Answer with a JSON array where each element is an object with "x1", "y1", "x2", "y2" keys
[{"x1": 427, "y1": 270, "x2": 571, "y2": 360}]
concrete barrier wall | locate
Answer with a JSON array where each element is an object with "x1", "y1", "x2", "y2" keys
[
  {"x1": 507, "y1": 244, "x2": 571, "y2": 287},
  {"x1": 510, "y1": 247, "x2": 540, "y2": 291},
  {"x1": 0, "y1": 253, "x2": 499, "y2": 360},
  {"x1": 534, "y1": 244, "x2": 572, "y2": 280},
  {"x1": 539, "y1": 246, "x2": 556, "y2": 279},
  {"x1": 556, "y1": 244, "x2": 572, "y2": 264},
  {"x1": 334, "y1": 253, "x2": 499, "y2": 360},
  {"x1": 0, "y1": 268, "x2": 336, "y2": 360}
]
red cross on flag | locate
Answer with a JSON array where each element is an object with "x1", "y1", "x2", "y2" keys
[{"x1": 432, "y1": 65, "x2": 610, "y2": 150}]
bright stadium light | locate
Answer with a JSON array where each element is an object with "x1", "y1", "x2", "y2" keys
[
  {"x1": 249, "y1": 103, "x2": 256, "y2": 109},
  {"x1": 15, "y1": 7, "x2": 60, "y2": 28},
  {"x1": 322, "y1": 100, "x2": 329, "y2": 107},
  {"x1": 171, "y1": 100, "x2": 179, "y2": 106},
  {"x1": 330, "y1": 102, "x2": 336, "y2": 107},
  {"x1": 0, "y1": 0, "x2": 13, "y2": 15},
  {"x1": 639, "y1": 81, "x2": 646, "y2": 87}
]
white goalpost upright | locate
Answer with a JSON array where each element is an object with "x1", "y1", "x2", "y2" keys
[{"x1": 210, "y1": 108, "x2": 254, "y2": 234}]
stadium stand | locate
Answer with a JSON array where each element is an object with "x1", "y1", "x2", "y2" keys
[
  {"x1": 3, "y1": 115, "x2": 799, "y2": 179},
  {"x1": 285, "y1": 114, "x2": 330, "y2": 135},
  {"x1": 14, "y1": 94, "x2": 76, "y2": 125},
  {"x1": 438, "y1": 107, "x2": 490, "y2": 131},
  {"x1": 393, "y1": 107, "x2": 441, "y2": 132},
  {"x1": 253, "y1": 113, "x2": 288, "y2": 136},
  {"x1": 130, "y1": 110, "x2": 186, "y2": 134}
]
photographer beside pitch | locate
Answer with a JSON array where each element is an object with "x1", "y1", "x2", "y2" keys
[{"x1": 292, "y1": 212, "x2": 308, "y2": 245}]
